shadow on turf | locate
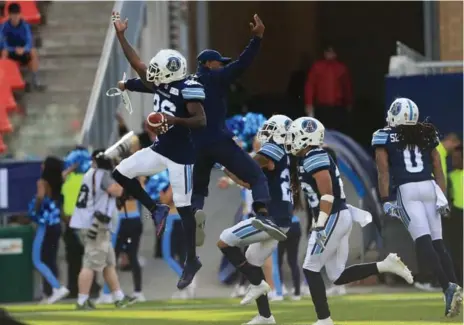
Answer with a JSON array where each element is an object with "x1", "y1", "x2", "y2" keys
[{"x1": 0, "y1": 308, "x2": 28, "y2": 325}]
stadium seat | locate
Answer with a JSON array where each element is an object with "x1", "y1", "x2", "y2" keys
[
  {"x1": 0, "y1": 135, "x2": 6, "y2": 153},
  {"x1": 0, "y1": 86, "x2": 17, "y2": 112},
  {"x1": 0, "y1": 59, "x2": 26, "y2": 90},
  {"x1": 0, "y1": 107, "x2": 13, "y2": 133},
  {"x1": 1, "y1": 1, "x2": 41, "y2": 25}
]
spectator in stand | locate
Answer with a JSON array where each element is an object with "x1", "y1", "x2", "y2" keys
[
  {"x1": 304, "y1": 45, "x2": 352, "y2": 134},
  {"x1": 116, "y1": 113, "x2": 156, "y2": 151},
  {"x1": 0, "y1": 3, "x2": 43, "y2": 91}
]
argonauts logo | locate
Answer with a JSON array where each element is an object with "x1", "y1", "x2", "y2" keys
[
  {"x1": 166, "y1": 57, "x2": 181, "y2": 72},
  {"x1": 390, "y1": 101, "x2": 402, "y2": 116},
  {"x1": 301, "y1": 119, "x2": 318, "y2": 133},
  {"x1": 284, "y1": 119, "x2": 291, "y2": 130}
]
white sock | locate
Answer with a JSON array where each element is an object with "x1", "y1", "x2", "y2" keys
[
  {"x1": 77, "y1": 294, "x2": 89, "y2": 305},
  {"x1": 113, "y1": 290, "x2": 124, "y2": 301},
  {"x1": 133, "y1": 292, "x2": 142, "y2": 297},
  {"x1": 376, "y1": 260, "x2": 387, "y2": 273}
]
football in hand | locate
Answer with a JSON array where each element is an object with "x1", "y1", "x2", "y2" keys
[{"x1": 147, "y1": 112, "x2": 165, "y2": 127}]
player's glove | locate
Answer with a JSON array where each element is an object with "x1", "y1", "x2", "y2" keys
[
  {"x1": 312, "y1": 226, "x2": 328, "y2": 250},
  {"x1": 383, "y1": 201, "x2": 401, "y2": 218},
  {"x1": 437, "y1": 204, "x2": 450, "y2": 217}
]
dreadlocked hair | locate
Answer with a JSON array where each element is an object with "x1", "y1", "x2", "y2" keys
[
  {"x1": 396, "y1": 121, "x2": 439, "y2": 151},
  {"x1": 290, "y1": 155, "x2": 303, "y2": 211}
]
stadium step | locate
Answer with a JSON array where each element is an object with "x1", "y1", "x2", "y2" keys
[{"x1": 6, "y1": 1, "x2": 115, "y2": 157}]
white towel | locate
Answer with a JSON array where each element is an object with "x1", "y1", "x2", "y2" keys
[
  {"x1": 433, "y1": 181, "x2": 448, "y2": 209},
  {"x1": 347, "y1": 204, "x2": 372, "y2": 227}
]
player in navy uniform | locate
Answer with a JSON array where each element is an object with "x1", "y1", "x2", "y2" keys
[
  {"x1": 286, "y1": 117, "x2": 413, "y2": 325},
  {"x1": 191, "y1": 15, "x2": 275, "y2": 246},
  {"x1": 372, "y1": 98, "x2": 462, "y2": 318},
  {"x1": 217, "y1": 115, "x2": 297, "y2": 325},
  {"x1": 110, "y1": 12, "x2": 206, "y2": 289}
]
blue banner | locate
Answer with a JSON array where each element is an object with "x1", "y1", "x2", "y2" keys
[
  {"x1": 0, "y1": 161, "x2": 42, "y2": 214},
  {"x1": 385, "y1": 73, "x2": 463, "y2": 137}
]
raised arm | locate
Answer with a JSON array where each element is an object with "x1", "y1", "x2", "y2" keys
[
  {"x1": 112, "y1": 12, "x2": 151, "y2": 89},
  {"x1": 211, "y1": 14, "x2": 264, "y2": 84}
]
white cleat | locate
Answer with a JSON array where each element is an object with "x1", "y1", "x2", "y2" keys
[
  {"x1": 243, "y1": 314, "x2": 276, "y2": 324},
  {"x1": 281, "y1": 284, "x2": 289, "y2": 296},
  {"x1": 414, "y1": 282, "x2": 440, "y2": 292},
  {"x1": 132, "y1": 292, "x2": 146, "y2": 302},
  {"x1": 379, "y1": 253, "x2": 414, "y2": 284},
  {"x1": 231, "y1": 284, "x2": 247, "y2": 298},
  {"x1": 240, "y1": 281, "x2": 271, "y2": 305},
  {"x1": 171, "y1": 289, "x2": 190, "y2": 300},
  {"x1": 195, "y1": 209, "x2": 207, "y2": 246},
  {"x1": 95, "y1": 293, "x2": 113, "y2": 304},
  {"x1": 290, "y1": 295, "x2": 301, "y2": 301},
  {"x1": 326, "y1": 285, "x2": 347, "y2": 297},
  {"x1": 268, "y1": 290, "x2": 284, "y2": 302},
  {"x1": 312, "y1": 317, "x2": 335, "y2": 325},
  {"x1": 47, "y1": 286, "x2": 69, "y2": 304}
]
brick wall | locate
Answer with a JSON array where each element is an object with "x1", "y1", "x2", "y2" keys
[{"x1": 439, "y1": 1, "x2": 463, "y2": 61}]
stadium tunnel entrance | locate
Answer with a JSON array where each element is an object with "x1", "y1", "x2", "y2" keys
[{"x1": 188, "y1": 1, "x2": 424, "y2": 147}]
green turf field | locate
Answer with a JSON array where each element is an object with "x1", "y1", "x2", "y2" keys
[{"x1": 4, "y1": 292, "x2": 462, "y2": 325}]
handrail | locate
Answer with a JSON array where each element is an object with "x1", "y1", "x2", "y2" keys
[
  {"x1": 80, "y1": 0, "x2": 123, "y2": 147},
  {"x1": 79, "y1": 1, "x2": 147, "y2": 150}
]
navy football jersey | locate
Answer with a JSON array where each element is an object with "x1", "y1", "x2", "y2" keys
[
  {"x1": 298, "y1": 148, "x2": 347, "y2": 214},
  {"x1": 150, "y1": 76, "x2": 205, "y2": 164},
  {"x1": 258, "y1": 142, "x2": 293, "y2": 227},
  {"x1": 371, "y1": 127, "x2": 437, "y2": 186}
]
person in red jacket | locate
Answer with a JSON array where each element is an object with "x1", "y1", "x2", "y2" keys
[{"x1": 304, "y1": 45, "x2": 352, "y2": 134}]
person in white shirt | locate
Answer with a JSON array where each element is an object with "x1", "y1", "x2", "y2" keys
[{"x1": 70, "y1": 149, "x2": 134, "y2": 309}]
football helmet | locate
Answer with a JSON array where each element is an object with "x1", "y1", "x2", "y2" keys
[
  {"x1": 386, "y1": 98, "x2": 419, "y2": 127},
  {"x1": 256, "y1": 114, "x2": 292, "y2": 145},
  {"x1": 285, "y1": 117, "x2": 325, "y2": 155},
  {"x1": 146, "y1": 49, "x2": 187, "y2": 85}
]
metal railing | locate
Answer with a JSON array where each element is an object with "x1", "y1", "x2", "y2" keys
[
  {"x1": 394, "y1": 41, "x2": 463, "y2": 76},
  {"x1": 79, "y1": 1, "x2": 147, "y2": 150}
]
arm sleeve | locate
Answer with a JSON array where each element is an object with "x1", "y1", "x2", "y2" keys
[
  {"x1": 181, "y1": 82, "x2": 206, "y2": 102},
  {"x1": 371, "y1": 129, "x2": 389, "y2": 148},
  {"x1": 303, "y1": 151, "x2": 330, "y2": 175},
  {"x1": 125, "y1": 78, "x2": 154, "y2": 93},
  {"x1": 1, "y1": 24, "x2": 16, "y2": 52},
  {"x1": 23, "y1": 23, "x2": 33, "y2": 52},
  {"x1": 100, "y1": 170, "x2": 116, "y2": 191},
  {"x1": 210, "y1": 37, "x2": 262, "y2": 84},
  {"x1": 258, "y1": 143, "x2": 286, "y2": 163}
]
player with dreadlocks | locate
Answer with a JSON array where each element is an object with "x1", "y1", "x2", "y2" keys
[{"x1": 372, "y1": 97, "x2": 462, "y2": 318}]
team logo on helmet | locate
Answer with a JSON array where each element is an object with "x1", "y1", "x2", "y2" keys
[
  {"x1": 166, "y1": 57, "x2": 181, "y2": 72},
  {"x1": 284, "y1": 119, "x2": 291, "y2": 130},
  {"x1": 301, "y1": 119, "x2": 318, "y2": 133},
  {"x1": 390, "y1": 101, "x2": 402, "y2": 116}
]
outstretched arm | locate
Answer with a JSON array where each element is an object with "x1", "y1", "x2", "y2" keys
[
  {"x1": 112, "y1": 12, "x2": 151, "y2": 89},
  {"x1": 210, "y1": 14, "x2": 264, "y2": 84}
]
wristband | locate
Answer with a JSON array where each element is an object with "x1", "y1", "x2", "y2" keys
[
  {"x1": 380, "y1": 197, "x2": 390, "y2": 204},
  {"x1": 315, "y1": 211, "x2": 329, "y2": 228}
]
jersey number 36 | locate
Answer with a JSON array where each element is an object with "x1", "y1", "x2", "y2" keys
[{"x1": 153, "y1": 93, "x2": 176, "y2": 117}]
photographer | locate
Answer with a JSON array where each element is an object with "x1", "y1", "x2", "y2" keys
[{"x1": 69, "y1": 150, "x2": 133, "y2": 309}]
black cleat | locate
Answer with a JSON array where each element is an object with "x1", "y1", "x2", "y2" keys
[{"x1": 177, "y1": 257, "x2": 202, "y2": 290}]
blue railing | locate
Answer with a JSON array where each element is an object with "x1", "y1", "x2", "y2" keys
[{"x1": 79, "y1": 1, "x2": 147, "y2": 150}]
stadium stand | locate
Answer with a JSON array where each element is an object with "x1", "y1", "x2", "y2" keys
[{"x1": 0, "y1": 1, "x2": 42, "y2": 154}]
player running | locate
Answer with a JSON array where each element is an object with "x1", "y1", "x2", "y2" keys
[
  {"x1": 372, "y1": 98, "x2": 462, "y2": 318},
  {"x1": 217, "y1": 115, "x2": 296, "y2": 325},
  {"x1": 191, "y1": 14, "x2": 277, "y2": 246},
  {"x1": 110, "y1": 12, "x2": 206, "y2": 289},
  {"x1": 286, "y1": 116, "x2": 414, "y2": 325}
]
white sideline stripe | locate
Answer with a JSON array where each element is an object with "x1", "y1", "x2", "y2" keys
[{"x1": 10, "y1": 303, "x2": 247, "y2": 317}]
